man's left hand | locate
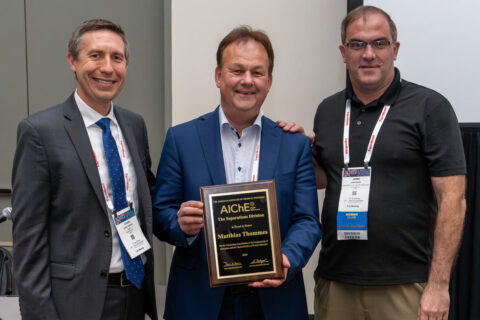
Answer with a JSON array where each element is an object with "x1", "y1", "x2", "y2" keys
[
  {"x1": 417, "y1": 284, "x2": 450, "y2": 320},
  {"x1": 248, "y1": 254, "x2": 290, "y2": 288}
]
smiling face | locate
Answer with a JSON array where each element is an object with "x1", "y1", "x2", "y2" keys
[
  {"x1": 67, "y1": 29, "x2": 127, "y2": 115},
  {"x1": 340, "y1": 13, "x2": 399, "y2": 99},
  {"x1": 215, "y1": 39, "x2": 272, "y2": 129}
]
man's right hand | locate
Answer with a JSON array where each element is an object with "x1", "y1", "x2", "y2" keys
[
  {"x1": 276, "y1": 120, "x2": 314, "y2": 144},
  {"x1": 177, "y1": 201, "x2": 204, "y2": 236}
]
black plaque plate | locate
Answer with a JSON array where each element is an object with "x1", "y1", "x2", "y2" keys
[{"x1": 200, "y1": 180, "x2": 283, "y2": 287}]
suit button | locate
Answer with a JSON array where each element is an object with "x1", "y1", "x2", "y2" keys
[
  {"x1": 100, "y1": 270, "x2": 108, "y2": 278},
  {"x1": 104, "y1": 230, "x2": 110, "y2": 238}
]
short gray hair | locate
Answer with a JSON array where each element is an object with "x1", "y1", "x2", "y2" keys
[
  {"x1": 68, "y1": 19, "x2": 130, "y2": 64},
  {"x1": 341, "y1": 6, "x2": 397, "y2": 44}
]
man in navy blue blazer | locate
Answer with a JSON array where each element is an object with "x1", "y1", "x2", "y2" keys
[{"x1": 153, "y1": 26, "x2": 322, "y2": 320}]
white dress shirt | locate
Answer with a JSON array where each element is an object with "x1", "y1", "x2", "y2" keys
[{"x1": 75, "y1": 91, "x2": 139, "y2": 273}]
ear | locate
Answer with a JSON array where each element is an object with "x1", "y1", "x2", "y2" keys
[
  {"x1": 339, "y1": 44, "x2": 347, "y2": 63},
  {"x1": 214, "y1": 67, "x2": 221, "y2": 88},
  {"x1": 267, "y1": 73, "x2": 273, "y2": 91},
  {"x1": 67, "y1": 52, "x2": 77, "y2": 73},
  {"x1": 393, "y1": 41, "x2": 400, "y2": 61}
]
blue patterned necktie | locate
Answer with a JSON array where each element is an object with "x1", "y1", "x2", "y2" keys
[{"x1": 96, "y1": 117, "x2": 145, "y2": 289}]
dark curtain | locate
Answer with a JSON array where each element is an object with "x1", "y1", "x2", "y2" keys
[
  {"x1": 449, "y1": 123, "x2": 480, "y2": 320},
  {"x1": 347, "y1": 0, "x2": 363, "y2": 12}
]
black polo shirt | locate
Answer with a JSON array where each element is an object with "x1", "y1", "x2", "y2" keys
[{"x1": 313, "y1": 68, "x2": 466, "y2": 285}]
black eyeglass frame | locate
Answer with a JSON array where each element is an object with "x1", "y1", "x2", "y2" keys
[{"x1": 344, "y1": 39, "x2": 395, "y2": 50}]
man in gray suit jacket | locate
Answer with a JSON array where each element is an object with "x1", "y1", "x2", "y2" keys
[{"x1": 11, "y1": 19, "x2": 157, "y2": 320}]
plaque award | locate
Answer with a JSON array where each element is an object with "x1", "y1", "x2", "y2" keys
[{"x1": 200, "y1": 180, "x2": 283, "y2": 287}]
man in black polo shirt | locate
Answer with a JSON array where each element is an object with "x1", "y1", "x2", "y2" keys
[{"x1": 311, "y1": 5, "x2": 466, "y2": 320}]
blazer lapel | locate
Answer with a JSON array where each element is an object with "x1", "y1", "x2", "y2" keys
[
  {"x1": 63, "y1": 95, "x2": 107, "y2": 215},
  {"x1": 196, "y1": 107, "x2": 227, "y2": 185},
  {"x1": 258, "y1": 117, "x2": 281, "y2": 180}
]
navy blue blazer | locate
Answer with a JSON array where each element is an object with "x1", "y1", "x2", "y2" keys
[{"x1": 153, "y1": 107, "x2": 321, "y2": 320}]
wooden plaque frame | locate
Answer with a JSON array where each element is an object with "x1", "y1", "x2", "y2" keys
[{"x1": 200, "y1": 180, "x2": 283, "y2": 287}]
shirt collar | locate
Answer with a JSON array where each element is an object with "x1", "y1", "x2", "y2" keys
[
  {"x1": 74, "y1": 90, "x2": 118, "y2": 128},
  {"x1": 346, "y1": 67, "x2": 402, "y2": 108},
  {"x1": 218, "y1": 105, "x2": 263, "y2": 132}
]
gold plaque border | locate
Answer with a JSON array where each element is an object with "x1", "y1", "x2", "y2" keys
[
  {"x1": 208, "y1": 188, "x2": 277, "y2": 280},
  {"x1": 200, "y1": 180, "x2": 283, "y2": 287}
]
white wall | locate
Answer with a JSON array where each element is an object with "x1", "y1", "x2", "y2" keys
[
  {"x1": 364, "y1": 0, "x2": 480, "y2": 122},
  {"x1": 170, "y1": 0, "x2": 346, "y2": 131},
  {"x1": 169, "y1": 0, "x2": 347, "y2": 314}
]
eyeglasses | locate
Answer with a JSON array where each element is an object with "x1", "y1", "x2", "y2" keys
[{"x1": 344, "y1": 39, "x2": 394, "y2": 51}]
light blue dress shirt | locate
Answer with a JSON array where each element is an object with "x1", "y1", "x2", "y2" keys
[
  {"x1": 219, "y1": 106, "x2": 263, "y2": 184},
  {"x1": 187, "y1": 107, "x2": 264, "y2": 245}
]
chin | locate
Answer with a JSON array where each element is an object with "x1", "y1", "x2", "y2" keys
[
  {"x1": 358, "y1": 76, "x2": 381, "y2": 86},
  {"x1": 235, "y1": 106, "x2": 256, "y2": 112},
  {"x1": 98, "y1": 92, "x2": 118, "y2": 100},
  {"x1": 233, "y1": 100, "x2": 255, "y2": 109},
  {"x1": 232, "y1": 104, "x2": 258, "y2": 112}
]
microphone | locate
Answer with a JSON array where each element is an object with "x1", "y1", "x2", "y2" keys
[{"x1": 0, "y1": 207, "x2": 12, "y2": 223}]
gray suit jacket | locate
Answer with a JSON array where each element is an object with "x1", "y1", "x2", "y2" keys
[{"x1": 11, "y1": 94, "x2": 157, "y2": 320}]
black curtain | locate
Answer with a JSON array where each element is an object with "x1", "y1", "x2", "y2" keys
[
  {"x1": 449, "y1": 123, "x2": 480, "y2": 320},
  {"x1": 347, "y1": 0, "x2": 363, "y2": 12}
]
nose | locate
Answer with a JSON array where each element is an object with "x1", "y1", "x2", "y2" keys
[
  {"x1": 99, "y1": 57, "x2": 114, "y2": 74},
  {"x1": 241, "y1": 71, "x2": 254, "y2": 85},
  {"x1": 362, "y1": 44, "x2": 376, "y2": 60}
]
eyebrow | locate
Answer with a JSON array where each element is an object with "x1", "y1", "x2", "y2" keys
[
  {"x1": 348, "y1": 37, "x2": 389, "y2": 42},
  {"x1": 86, "y1": 49, "x2": 125, "y2": 57},
  {"x1": 228, "y1": 63, "x2": 267, "y2": 70}
]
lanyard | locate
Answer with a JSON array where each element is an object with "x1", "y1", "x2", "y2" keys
[
  {"x1": 250, "y1": 139, "x2": 261, "y2": 182},
  {"x1": 94, "y1": 128, "x2": 132, "y2": 212},
  {"x1": 343, "y1": 99, "x2": 390, "y2": 169}
]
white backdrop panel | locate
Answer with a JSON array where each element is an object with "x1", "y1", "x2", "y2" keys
[{"x1": 364, "y1": 0, "x2": 479, "y2": 122}]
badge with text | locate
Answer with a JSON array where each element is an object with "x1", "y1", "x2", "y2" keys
[
  {"x1": 200, "y1": 180, "x2": 283, "y2": 287},
  {"x1": 112, "y1": 207, "x2": 151, "y2": 259},
  {"x1": 337, "y1": 167, "x2": 371, "y2": 240}
]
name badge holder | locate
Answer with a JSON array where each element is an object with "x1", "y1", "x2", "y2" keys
[
  {"x1": 94, "y1": 126, "x2": 151, "y2": 258},
  {"x1": 337, "y1": 99, "x2": 390, "y2": 240},
  {"x1": 112, "y1": 204, "x2": 151, "y2": 259}
]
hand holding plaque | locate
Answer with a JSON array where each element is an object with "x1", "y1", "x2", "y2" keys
[
  {"x1": 177, "y1": 201, "x2": 204, "y2": 236},
  {"x1": 249, "y1": 253, "x2": 289, "y2": 288},
  {"x1": 200, "y1": 180, "x2": 284, "y2": 287}
]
